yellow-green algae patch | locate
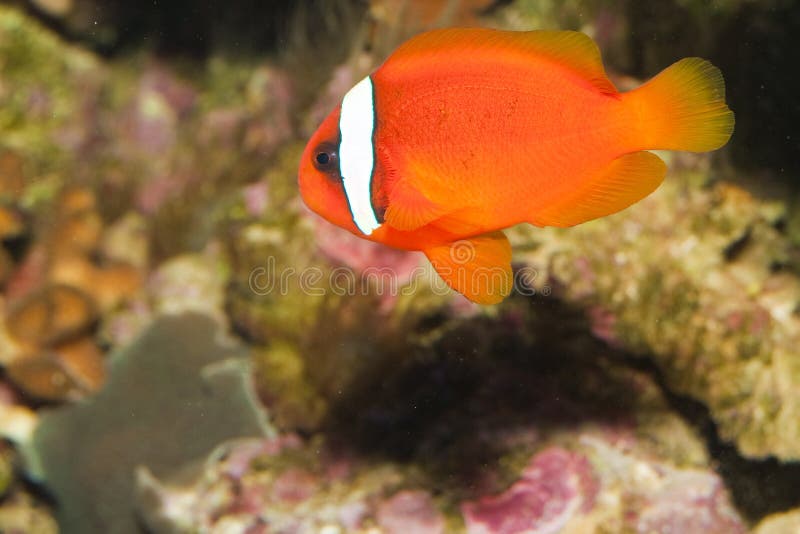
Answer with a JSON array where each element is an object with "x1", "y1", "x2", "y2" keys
[{"x1": 0, "y1": 6, "x2": 103, "y2": 174}]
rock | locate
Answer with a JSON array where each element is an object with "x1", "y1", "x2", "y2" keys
[
  {"x1": 129, "y1": 302, "x2": 746, "y2": 533},
  {"x1": 0, "y1": 150, "x2": 25, "y2": 200},
  {"x1": 0, "y1": 444, "x2": 12, "y2": 498},
  {"x1": 0, "y1": 248, "x2": 12, "y2": 287},
  {"x1": 0, "y1": 205, "x2": 26, "y2": 241},
  {"x1": 509, "y1": 172, "x2": 800, "y2": 460},
  {"x1": 0, "y1": 499, "x2": 58, "y2": 534},
  {"x1": 755, "y1": 509, "x2": 800, "y2": 534},
  {"x1": 462, "y1": 448, "x2": 597, "y2": 534},
  {"x1": 0, "y1": 5, "x2": 104, "y2": 169},
  {"x1": 0, "y1": 403, "x2": 38, "y2": 445},
  {"x1": 584, "y1": 437, "x2": 746, "y2": 533},
  {"x1": 377, "y1": 490, "x2": 446, "y2": 534},
  {"x1": 369, "y1": 0, "x2": 495, "y2": 31},
  {"x1": 100, "y1": 212, "x2": 149, "y2": 269},
  {"x1": 252, "y1": 341, "x2": 328, "y2": 432},
  {"x1": 148, "y1": 252, "x2": 228, "y2": 320}
]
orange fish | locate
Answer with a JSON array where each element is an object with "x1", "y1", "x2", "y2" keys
[{"x1": 298, "y1": 28, "x2": 734, "y2": 304}]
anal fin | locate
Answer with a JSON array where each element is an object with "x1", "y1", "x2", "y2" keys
[
  {"x1": 425, "y1": 231, "x2": 512, "y2": 305},
  {"x1": 531, "y1": 151, "x2": 666, "y2": 228}
]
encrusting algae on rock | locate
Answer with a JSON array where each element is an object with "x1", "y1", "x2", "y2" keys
[
  {"x1": 508, "y1": 164, "x2": 800, "y2": 462},
  {"x1": 131, "y1": 301, "x2": 747, "y2": 533}
]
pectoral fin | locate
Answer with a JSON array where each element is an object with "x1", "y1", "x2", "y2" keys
[
  {"x1": 424, "y1": 231, "x2": 512, "y2": 305},
  {"x1": 384, "y1": 178, "x2": 449, "y2": 231}
]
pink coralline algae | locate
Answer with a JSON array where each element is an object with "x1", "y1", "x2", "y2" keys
[
  {"x1": 461, "y1": 448, "x2": 598, "y2": 534},
  {"x1": 115, "y1": 62, "x2": 197, "y2": 159},
  {"x1": 270, "y1": 468, "x2": 318, "y2": 504},
  {"x1": 139, "y1": 62, "x2": 197, "y2": 118},
  {"x1": 242, "y1": 182, "x2": 270, "y2": 218},
  {"x1": 135, "y1": 434, "x2": 446, "y2": 533},
  {"x1": 634, "y1": 471, "x2": 747, "y2": 534},
  {"x1": 587, "y1": 305, "x2": 621, "y2": 348},
  {"x1": 313, "y1": 216, "x2": 422, "y2": 285},
  {"x1": 377, "y1": 490, "x2": 446, "y2": 534},
  {"x1": 136, "y1": 171, "x2": 199, "y2": 215}
]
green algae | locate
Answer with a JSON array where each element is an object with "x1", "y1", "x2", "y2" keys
[
  {"x1": 0, "y1": 6, "x2": 102, "y2": 172},
  {"x1": 252, "y1": 340, "x2": 328, "y2": 431}
]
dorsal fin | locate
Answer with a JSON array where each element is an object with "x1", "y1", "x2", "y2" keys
[{"x1": 382, "y1": 28, "x2": 617, "y2": 94}]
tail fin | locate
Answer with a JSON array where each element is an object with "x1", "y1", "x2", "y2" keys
[{"x1": 624, "y1": 58, "x2": 734, "y2": 152}]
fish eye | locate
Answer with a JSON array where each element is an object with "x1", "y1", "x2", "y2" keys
[{"x1": 313, "y1": 144, "x2": 338, "y2": 173}]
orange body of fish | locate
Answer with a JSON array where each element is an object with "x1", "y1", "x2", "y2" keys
[{"x1": 298, "y1": 28, "x2": 734, "y2": 304}]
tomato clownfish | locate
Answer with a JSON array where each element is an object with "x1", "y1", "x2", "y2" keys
[{"x1": 298, "y1": 28, "x2": 734, "y2": 304}]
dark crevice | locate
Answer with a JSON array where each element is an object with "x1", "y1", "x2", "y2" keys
[
  {"x1": 316, "y1": 294, "x2": 800, "y2": 522},
  {"x1": 7, "y1": 0, "x2": 362, "y2": 59},
  {"x1": 599, "y1": 339, "x2": 800, "y2": 523}
]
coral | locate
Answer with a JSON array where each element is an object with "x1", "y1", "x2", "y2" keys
[
  {"x1": 5, "y1": 284, "x2": 96, "y2": 349},
  {"x1": 506, "y1": 167, "x2": 800, "y2": 461},
  {"x1": 24, "y1": 313, "x2": 271, "y2": 533},
  {"x1": 0, "y1": 178, "x2": 151, "y2": 401},
  {"x1": 2, "y1": 283, "x2": 105, "y2": 401},
  {"x1": 0, "y1": 175, "x2": 155, "y2": 402}
]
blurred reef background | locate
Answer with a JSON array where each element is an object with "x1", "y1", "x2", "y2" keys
[{"x1": 0, "y1": 0, "x2": 799, "y2": 532}]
